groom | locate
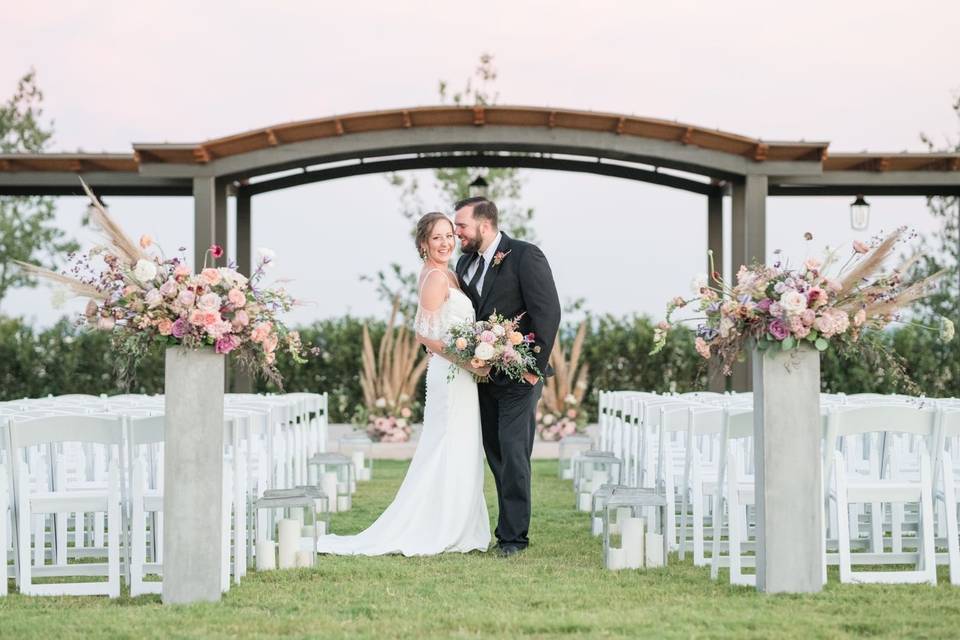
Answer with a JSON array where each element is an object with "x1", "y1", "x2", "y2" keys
[{"x1": 454, "y1": 197, "x2": 561, "y2": 557}]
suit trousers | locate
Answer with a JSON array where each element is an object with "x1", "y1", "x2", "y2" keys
[{"x1": 478, "y1": 377, "x2": 542, "y2": 548}]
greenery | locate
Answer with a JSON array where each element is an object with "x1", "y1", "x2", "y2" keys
[
  {"x1": 3, "y1": 459, "x2": 960, "y2": 638},
  {"x1": 2, "y1": 314, "x2": 957, "y2": 420},
  {"x1": 0, "y1": 69, "x2": 79, "y2": 307}
]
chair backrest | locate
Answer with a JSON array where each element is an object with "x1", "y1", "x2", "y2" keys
[
  {"x1": 8, "y1": 414, "x2": 124, "y2": 450},
  {"x1": 126, "y1": 415, "x2": 165, "y2": 448}
]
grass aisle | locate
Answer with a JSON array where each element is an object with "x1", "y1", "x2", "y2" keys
[{"x1": 3, "y1": 460, "x2": 960, "y2": 638}]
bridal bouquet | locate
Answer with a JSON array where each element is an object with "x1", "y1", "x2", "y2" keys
[
  {"x1": 443, "y1": 313, "x2": 542, "y2": 382},
  {"x1": 652, "y1": 228, "x2": 953, "y2": 387},
  {"x1": 17, "y1": 181, "x2": 313, "y2": 389}
]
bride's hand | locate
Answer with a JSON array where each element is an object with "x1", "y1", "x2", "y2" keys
[{"x1": 471, "y1": 364, "x2": 491, "y2": 378}]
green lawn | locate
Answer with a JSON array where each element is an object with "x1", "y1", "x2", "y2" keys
[{"x1": 2, "y1": 460, "x2": 960, "y2": 638}]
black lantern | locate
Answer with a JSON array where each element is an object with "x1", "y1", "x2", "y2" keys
[
  {"x1": 850, "y1": 194, "x2": 870, "y2": 231},
  {"x1": 468, "y1": 175, "x2": 489, "y2": 199}
]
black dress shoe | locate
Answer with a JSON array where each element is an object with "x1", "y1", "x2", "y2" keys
[{"x1": 497, "y1": 544, "x2": 525, "y2": 558}]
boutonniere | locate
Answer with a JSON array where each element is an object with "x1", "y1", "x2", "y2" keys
[{"x1": 492, "y1": 250, "x2": 511, "y2": 267}]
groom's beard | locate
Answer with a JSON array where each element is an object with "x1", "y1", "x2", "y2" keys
[{"x1": 460, "y1": 238, "x2": 481, "y2": 254}]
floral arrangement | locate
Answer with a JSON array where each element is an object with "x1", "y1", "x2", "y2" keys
[
  {"x1": 443, "y1": 312, "x2": 542, "y2": 382},
  {"x1": 357, "y1": 298, "x2": 428, "y2": 442},
  {"x1": 16, "y1": 181, "x2": 312, "y2": 389},
  {"x1": 356, "y1": 394, "x2": 419, "y2": 443},
  {"x1": 537, "y1": 320, "x2": 590, "y2": 441},
  {"x1": 652, "y1": 229, "x2": 953, "y2": 390}
]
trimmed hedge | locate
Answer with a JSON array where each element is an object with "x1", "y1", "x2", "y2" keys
[{"x1": 1, "y1": 314, "x2": 956, "y2": 422}]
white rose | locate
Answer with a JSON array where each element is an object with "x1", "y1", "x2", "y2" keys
[
  {"x1": 474, "y1": 342, "x2": 496, "y2": 361},
  {"x1": 690, "y1": 273, "x2": 708, "y2": 294},
  {"x1": 133, "y1": 259, "x2": 158, "y2": 282},
  {"x1": 779, "y1": 290, "x2": 808, "y2": 316},
  {"x1": 543, "y1": 414, "x2": 555, "y2": 426},
  {"x1": 197, "y1": 292, "x2": 221, "y2": 313},
  {"x1": 491, "y1": 325, "x2": 506, "y2": 337},
  {"x1": 145, "y1": 288, "x2": 164, "y2": 309},
  {"x1": 219, "y1": 268, "x2": 248, "y2": 288},
  {"x1": 375, "y1": 397, "x2": 387, "y2": 408}
]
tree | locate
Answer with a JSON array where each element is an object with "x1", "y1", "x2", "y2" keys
[
  {"x1": 914, "y1": 91, "x2": 960, "y2": 321},
  {"x1": 367, "y1": 54, "x2": 537, "y2": 313},
  {"x1": 0, "y1": 69, "x2": 78, "y2": 308}
]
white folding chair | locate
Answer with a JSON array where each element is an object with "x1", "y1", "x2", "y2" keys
[
  {"x1": 8, "y1": 414, "x2": 124, "y2": 597},
  {"x1": 709, "y1": 407, "x2": 756, "y2": 586}
]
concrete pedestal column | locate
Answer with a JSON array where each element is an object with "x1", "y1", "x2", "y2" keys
[
  {"x1": 162, "y1": 347, "x2": 225, "y2": 604},
  {"x1": 752, "y1": 345, "x2": 823, "y2": 593}
]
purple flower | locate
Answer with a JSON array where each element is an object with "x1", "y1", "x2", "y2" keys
[
  {"x1": 171, "y1": 317, "x2": 188, "y2": 339},
  {"x1": 756, "y1": 298, "x2": 773, "y2": 313},
  {"x1": 768, "y1": 319, "x2": 790, "y2": 341}
]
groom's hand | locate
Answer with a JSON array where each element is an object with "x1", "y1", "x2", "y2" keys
[{"x1": 522, "y1": 371, "x2": 539, "y2": 386}]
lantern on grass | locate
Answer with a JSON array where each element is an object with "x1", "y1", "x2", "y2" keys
[
  {"x1": 339, "y1": 432, "x2": 374, "y2": 483},
  {"x1": 307, "y1": 452, "x2": 355, "y2": 511},
  {"x1": 602, "y1": 489, "x2": 668, "y2": 571},
  {"x1": 254, "y1": 486, "x2": 329, "y2": 570},
  {"x1": 558, "y1": 433, "x2": 592, "y2": 480},
  {"x1": 590, "y1": 483, "x2": 619, "y2": 536},
  {"x1": 573, "y1": 452, "x2": 621, "y2": 511}
]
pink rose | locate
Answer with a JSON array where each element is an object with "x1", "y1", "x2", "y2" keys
[
  {"x1": 694, "y1": 336, "x2": 711, "y2": 359},
  {"x1": 144, "y1": 288, "x2": 163, "y2": 309},
  {"x1": 768, "y1": 319, "x2": 789, "y2": 341},
  {"x1": 202, "y1": 312, "x2": 221, "y2": 327},
  {"x1": 197, "y1": 292, "x2": 221, "y2": 313},
  {"x1": 174, "y1": 263, "x2": 191, "y2": 278},
  {"x1": 159, "y1": 279, "x2": 178, "y2": 298},
  {"x1": 157, "y1": 318, "x2": 174, "y2": 336},
  {"x1": 207, "y1": 320, "x2": 232, "y2": 340},
  {"x1": 756, "y1": 298, "x2": 773, "y2": 313},
  {"x1": 263, "y1": 334, "x2": 279, "y2": 354},
  {"x1": 177, "y1": 290, "x2": 196, "y2": 307},
  {"x1": 201, "y1": 268, "x2": 222, "y2": 286},
  {"x1": 801, "y1": 309, "x2": 816, "y2": 326},
  {"x1": 232, "y1": 309, "x2": 250, "y2": 328},
  {"x1": 188, "y1": 309, "x2": 205, "y2": 325},
  {"x1": 215, "y1": 334, "x2": 240, "y2": 354},
  {"x1": 806, "y1": 287, "x2": 827, "y2": 308},
  {"x1": 250, "y1": 322, "x2": 272, "y2": 343},
  {"x1": 227, "y1": 288, "x2": 246, "y2": 307},
  {"x1": 479, "y1": 330, "x2": 496, "y2": 344}
]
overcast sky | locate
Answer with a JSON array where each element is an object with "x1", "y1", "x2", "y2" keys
[{"x1": 2, "y1": 1, "x2": 958, "y2": 327}]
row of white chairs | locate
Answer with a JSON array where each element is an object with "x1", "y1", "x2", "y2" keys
[
  {"x1": 581, "y1": 390, "x2": 960, "y2": 586},
  {"x1": 0, "y1": 392, "x2": 329, "y2": 597}
]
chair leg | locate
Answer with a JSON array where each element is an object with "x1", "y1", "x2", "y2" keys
[
  {"x1": 835, "y1": 452, "x2": 853, "y2": 584},
  {"x1": 941, "y1": 456, "x2": 960, "y2": 586},
  {"x1": 0, "y1": 468, "x2": 8, "y2": 598},
  {"x1": 920, "y1": 449, "x2": 937, "y2": 586},
  {"x1": 18, "y1": 474, "x2": 32, "y2": 595},
  {"x1": 131, "y1": 461, "x2": 146, "y2": 597},
  {"x1": 710, "y1": 490, "x2": 724, "y2": 581},
  {"x1": 107, "y1": 465, "x2": 121, "y2": 599}
]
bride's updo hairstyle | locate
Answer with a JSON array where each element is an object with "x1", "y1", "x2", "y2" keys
[{"x1": 415, "y1": 212, "x2": 453, "y2": 259}]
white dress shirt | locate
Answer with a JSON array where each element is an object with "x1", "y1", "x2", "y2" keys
[{"x1": 465, "y1": 231, "x2": 503, "y2": 294}]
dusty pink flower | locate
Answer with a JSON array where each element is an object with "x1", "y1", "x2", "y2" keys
[
  {"x1": 768, "y1": 318, "x2": 790, "y2": 341},
  {"x1": 694, "y1": 336, "x2": 711, "y2": 359},
  {"x1": 157, "y1": 318, "x2": 174, "y2": 336},
  {"x1": 853, "y1": 308, "x2": 866, "y2": 327},
  {"x1": 250, "y1": 322, "x2": 272, "y2": 343},
  {"x1": 215, "y1": 334, "x2": 240, "y2": 354},
  {"x1": 177, "y1": 290, "x2": 196, "y2": 307},
  {"x1": 853, "y1": 240, "x2": 869, "y2": 254},
  {"x1": 801, "y1": 309, "x2": 816, "y2": 326},
  {"x1": 174, "y1": 263, "x2": 191, "y2": 278},
  {"x1": 144, "y1": 288, "x2": 163, "y2": 309},
  {"x1": 232, "y1": 309, "x2": 250, "y2": 328},
  {"x1": 189, "y1": 309, "x2": 205, "y2": 325},
  {"x1": 206, "y1": 319, "x2": 232, "y2": 339},
  {"x1": 263, "y1": 334, "x2": 279, "y2": 353},
  {"x1": 806, "y1": 286, "x2": 827, "y2": 308},
  {"x1": 455, "y1": 337, "x2": 468, "y2": 350},
  {"x1": 400, "y1": 407, "x2": 412, "y2": 419},
  {"x1": 479, "y1": 330, "x2": 496, "y2": 343},
  {"x1": 804, "y1": 258, "x2": 821, "y2": 272},
  {"x1": 139, "y1": 234, "x2": 153, "y2": 249},
  {"x1": 159, "y1": 279, "x2": 178, "y2": 298},
  {"x1": 227, "y1": 288, "x2": 246, "y2": 307},
  {"x1": 566, "y1": 409, "x2": 577, "y2": 419},
  {"x1": 201, "y1": 268, "x2": 222, "y2": 286},
  {"x1": 171, "y1": 317, "x2": 188, "y2": 338}
]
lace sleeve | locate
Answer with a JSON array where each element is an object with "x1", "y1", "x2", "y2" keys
[
  {"x1": 414, "y1": 305, "x2": 446, "y2": 341},
  {"x1": 415, "y1": 269, "x2": 449, "y2": 341}
]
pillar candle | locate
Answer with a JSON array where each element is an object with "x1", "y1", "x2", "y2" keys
[
  {"x1": 645, "y1": 532, "x2": 665, "y2": 568},
  {"x1": 606, "y1": 547, "x2": 626, "y2": 570},
  {"x1": 578, "y1": 491, "x2": 591, "y2": 512},
  {"x1": 591, "y1": 516, "x2": 603, "y2": 536},
  {"x1": 622, "y1": 517, "x2": 645, "y2": 569},
  {"x1": 315, "y1": 520, "x2": 327, "y2": 536},
  {"x1": 294, "y1": 550, "x2": 314, "y2": 568},
  {"x1": 321, "y1": 472, "x2": 338, "y2": 513},
  {"x1": 351, "y1": 451, "x2": 365, "y2": 476},
  {"x1": 611, "y1": 507, "x2": 631, "y2": 535},
  {"x1": 358, "y1": 467, "x2": 372, "y2": 481},
  {"x1": 277, "y1": 519, "x2": 299, "y2": 569},
  {"x1": 255, "y1": 540, "x2": 276, "y2": 571}
]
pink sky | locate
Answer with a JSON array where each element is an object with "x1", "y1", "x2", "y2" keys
[{"x1": 2, "y1": 1, "x2": 958, "y2": 324}]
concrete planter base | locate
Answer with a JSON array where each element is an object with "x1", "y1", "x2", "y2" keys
[
  {"x1": 162, "y1": 347, "x2": 225, "y2": 605},
  {"x1": 752, "y1": 345, "x2": 823, "y2": 593}
]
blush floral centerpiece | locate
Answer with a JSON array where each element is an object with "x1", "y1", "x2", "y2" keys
[
  {"x1": 17, "y1": 181, "x2": 313, "y2": 389},
  {"x1": 652, "y1": 228, "x2": 954, "y2": 388}
]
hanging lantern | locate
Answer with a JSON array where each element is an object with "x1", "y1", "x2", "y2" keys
[
  {"x1": 468, "y1": 175, "x2": 489, "y2": 199},
  {"x1": 850, "y1": 194, "x2": 870, "y2": 231}
]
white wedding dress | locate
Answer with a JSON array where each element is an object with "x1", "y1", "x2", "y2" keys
[{"x1": 315, "y1": 282, "x2": 491, "y2": 556}]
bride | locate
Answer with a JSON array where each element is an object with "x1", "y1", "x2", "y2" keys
[{"x1": 315, "y1": 212, "x2": 492, "y2": 556}]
